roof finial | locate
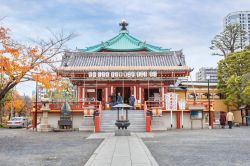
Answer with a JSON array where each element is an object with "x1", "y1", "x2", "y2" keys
[{"x1": 119, "y1": 19, "x2": 128, "y2": 31}]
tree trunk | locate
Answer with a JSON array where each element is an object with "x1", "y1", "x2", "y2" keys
[
  {"x1": 0, "y1": 107, "x2": 3, "y2": 126},
  {"x1": 0, "y1": 82, "x2": 17, "y2": 102}
]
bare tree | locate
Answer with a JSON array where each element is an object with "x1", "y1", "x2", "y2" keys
[{"x1": 210, "y1": 24, "x2": 247, "y2": 56}]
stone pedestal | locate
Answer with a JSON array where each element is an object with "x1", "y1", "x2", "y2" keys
[
  {"x1": 115, "y1": 129, "x2": 131, "y2": 136},
  {"x1": 151, "y1": 117, "x2": 167, "y2": 131},
  {"x1": 79, "y1": 117, "x2": 94, "y2": 131},
  {"x1": 38, "y1": 98, "x2": 52, "y2": 132}
]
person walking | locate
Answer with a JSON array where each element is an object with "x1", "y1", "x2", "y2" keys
[
  {"x1": 220, "y1": 112, "x2": 226, "y2": 128},
  {"x1": 226, "y1": 110, "x2": 234, "y2": 129},
  {"x1": 129, "y1": 94, "x2": 135, "y2": 110}
]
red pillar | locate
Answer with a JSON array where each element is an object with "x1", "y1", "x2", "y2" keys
[
  {"x1": 141, "y1": 88, "x2": 144, "y2": 103},
  {"x1": 146, "y1": 116, "x2": 151, "y2": 132},
  {"x1": 108, "y1": 85, "x2": 111, "y2": 103},
  {"x1": 164, "y1": 84, "x2": 168, "y2": 94},
  {"x1": 94, "y1": 115, "x2": 100, "y2": 132},
  {"x1": 136, "y1": 85, "x2": 139, "y2": 100},
  {"x1": 32, "y1": 112, "x2": 35, "y2": 129},
  {"x1": 176, "y1": 111, "x2": 181, "y2": 129},
  {"x1": 79, "y1": 87, "x2": 83, "y2": 101},
  {"x1": 210, "y1": 112, "x2": 214, "y2": 128}
]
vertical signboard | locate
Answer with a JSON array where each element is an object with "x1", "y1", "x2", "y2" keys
[
  {"x1": 165, "y1": 93, "x2": 178, "y2": 128},
  {"x1": 178, "y1": 99, "x2": 186, "y2": 128}
]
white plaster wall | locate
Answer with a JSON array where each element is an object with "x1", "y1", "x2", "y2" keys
[
  {"x1": 72, "y1": 115, "x2": 84, "y2": 129},
  {"x1": 45, "y1": 114, "x2": 84, "y2": 129},
  {"x1": 48, "y1": 114, "x2": 60, "y2": 128},
  {"x1": 154, "y1": 112, "x2": 206, "y2": 129},
  {"x1": 183, "y1": 113, "x2": 191, "y2": 129},
  {"x1": 161, "y1": 112, "x2": 177, "y2": 129}
]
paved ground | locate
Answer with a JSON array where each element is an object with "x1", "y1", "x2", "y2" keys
[
  {"x1": 143, "y1": 127, "x2": 250, "y2": 166},
  {"x1": 85, "y1": 133, "x2": 158, "y2": 166},
  {"x1": 0, "y1": 128, "x2": 102, "y2": 166}
]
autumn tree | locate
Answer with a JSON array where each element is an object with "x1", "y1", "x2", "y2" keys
[
  {"x1": 0, "y1": 25, "x2": 75, "y2": 103},
  {"x1": 46, "y1": 78, "x2": 76, "y2": 101},
  {"x1": 210, "y1": 24, "x2": 247, "y2": 56},
  {"x1": 217, "y1": 48, "x2": 250, "y2": 110},
  {"x1": 4, "y1": 90, "x2": 24, "y2": 116}
]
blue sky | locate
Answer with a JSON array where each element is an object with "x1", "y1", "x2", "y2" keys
[{"x1": 1, "y1": 0, "x2": 250, "y2": 96}]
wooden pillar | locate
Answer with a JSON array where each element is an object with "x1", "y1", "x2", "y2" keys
[
  {"x1": 94, "y1": 115, "x2": 100, "y2": 132},
  {"x1": 134, "y1": 85, "x2": 136, "y2": 97},
  {"x1": 136, "y1": 85, "x2": 139, "y2": 100},
  {"x1": 164, "y1": 84, "x2": 168, "y2": 94},
  {"x1": 210, "y1": 111, "x2": 214, "y2": 128},
  {"x1": 32, "y1": 112, "x2": 35, "y2": 129},
  {"x1": 111, "y1": 86, "x2": 113, "y2": 94},
  {"x1": 139, "y1": 87, "x2": 142, "y2": 103},
  {"x1": 176, "y1": 111, "x2": 181, "y2": 129},
  {"x1": 82, "y1": 87, "x2": 85, "y2": 99},
  {"x1": 161, "y1": 87, "x2": 164, "y2": 100},
  {"x1": 108, "y1": 85, "x2": 111, "y2": 103},
  {"x1": 105, "y1": 87, "x2": 108, "y2": 103},
  {"x1": 79, "y1": 87, "x2": 83, "y2": 101}
]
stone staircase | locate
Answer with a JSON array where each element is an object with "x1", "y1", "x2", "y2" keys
[{"x1": 100, "y1": 110, "x2": 145, "y2": 132}]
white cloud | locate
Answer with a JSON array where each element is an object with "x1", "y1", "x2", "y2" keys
[{"x1": 1, "y1": 0, "x2": 250, "y2": 96}]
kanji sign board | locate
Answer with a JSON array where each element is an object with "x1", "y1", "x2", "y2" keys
[{"x1": 165, "y1": 93, "x2": 178, "y2": 111}]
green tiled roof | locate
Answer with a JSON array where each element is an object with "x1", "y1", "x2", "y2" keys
[{"x1": 80, "y1": 21, "x2": 170, "y2": 52}]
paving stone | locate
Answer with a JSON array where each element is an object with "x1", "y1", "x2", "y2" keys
[{"x1": 143, "y1": 127, "x2": 250, "y2": 166}]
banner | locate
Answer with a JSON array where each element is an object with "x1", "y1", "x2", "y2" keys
[
  {"x1": 178, "y1": 99, "x2": 186, "y2": 110},
  {"x1": 165, "y1": 93, "x2": 178, "y2": 111}
]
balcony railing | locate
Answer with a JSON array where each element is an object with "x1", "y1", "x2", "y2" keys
[{"x1": 34, "y1": 101, "x2": 102, "y2": 111}]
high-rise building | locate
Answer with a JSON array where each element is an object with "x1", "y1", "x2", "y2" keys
[
  {"x1": 196, "y1": 67, "x2": 217, "y2": 82},
  {"x1": 224, "y1": 11, "x2": 250, "y2": 48}
]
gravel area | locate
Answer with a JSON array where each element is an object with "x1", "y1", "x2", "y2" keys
[
  {"x1": 143, "y1": 127, "x2": 250, "y2": 166},
  {"x1": 0, "y1": 128, "x2": 103, "y2": 166}
]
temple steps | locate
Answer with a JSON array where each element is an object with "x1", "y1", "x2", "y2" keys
[{"x1": 100, "y1": 110, "x2": 145, "y2": 132}]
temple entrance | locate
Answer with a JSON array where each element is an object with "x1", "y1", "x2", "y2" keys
[
  {"x1": 144, "y1": 88, "x2": 160, "y2": 101},
  {"x1": 116, "y1": 87, "x2": 131, "y2": 104}
]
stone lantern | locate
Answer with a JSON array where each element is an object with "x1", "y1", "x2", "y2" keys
[{"x1": 38, "y1": 97, "x2": 52, "y2": 132}]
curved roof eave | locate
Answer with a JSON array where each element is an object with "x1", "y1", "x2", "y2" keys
[{"x1": 79, "y1": 27, "x2": 170, "y2": 52}]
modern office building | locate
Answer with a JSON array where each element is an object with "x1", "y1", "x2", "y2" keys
[
  {"x1": 196, "y1": 67, "x2": 217, "y2": 82},
  {"x1": 224, "y1": 11, "x2": 250, "y2": 48}
]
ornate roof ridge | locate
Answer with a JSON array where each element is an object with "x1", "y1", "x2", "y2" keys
[
  {"x1": 80, "y1": 20, "x2": 170, "y2": 52},
  {"x1": 65, "y1": 50, "x2": 182, "y2": 57}
]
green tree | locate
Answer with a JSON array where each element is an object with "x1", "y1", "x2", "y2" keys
[
  {"x1": 217, "y1": 49, "x2": 250, "y2": 109},
  {"x1": 210, "y1": 24, "x2": 247, "y2": 56}
]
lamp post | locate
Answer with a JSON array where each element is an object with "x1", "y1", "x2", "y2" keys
[
  {"x1": 34, "y1": 77, "x2": 38, "y2": 131},
  {"x1": 206, "y1": 75, "x2": 211, "y2": 129}
]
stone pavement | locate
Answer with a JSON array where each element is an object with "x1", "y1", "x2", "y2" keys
[{"x1": 85, "y1": 133, "x2": 158, "y2": 166}]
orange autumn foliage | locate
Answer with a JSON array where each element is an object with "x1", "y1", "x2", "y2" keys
[
  {"x1": 4, "y1": 92, "x2": 24, "y2": 113},
  {"x1": 0, "y1": 25, "x2": 73, "y2": 102}
]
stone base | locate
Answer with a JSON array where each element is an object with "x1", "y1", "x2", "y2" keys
[
  {"x1": 151, "y1": 117, "x2": 167, "y2": 131},
  {"x1": 53, "y1": 128, "x2": 74, "y2": 132},
  {"x1": 79, "y1": 117, "x2": 94, "y2": 131},
  {"x1": 38, "y1": 124, "x2": 53, "y2": 132},
  {"x1": 115, "y1": 129, "x2": 131, "y2": 136}
]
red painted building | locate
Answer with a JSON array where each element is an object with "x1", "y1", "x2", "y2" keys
[{"x1": 58, "y1": 20, "x2": 191, "y2": 109}]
